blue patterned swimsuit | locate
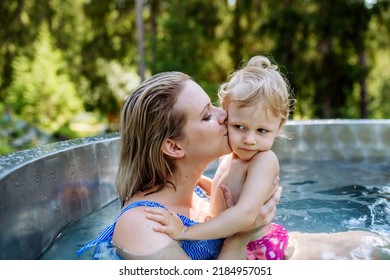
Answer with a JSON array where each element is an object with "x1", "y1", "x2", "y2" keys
[{"x1": 76, "y1": 186, "x2": 224, "y2": 260}]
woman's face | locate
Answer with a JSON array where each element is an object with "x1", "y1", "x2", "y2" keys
[{"x1": 176, "y1": 80, "x2": 231, "y2": 163}]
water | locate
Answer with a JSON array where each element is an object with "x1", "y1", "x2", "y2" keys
[
  {"x1": 276, "y1": 159, "x2": 389, "y2": 236},
  {"x1": 39, "y1": 158, "x2": 390, "y2": 260}
]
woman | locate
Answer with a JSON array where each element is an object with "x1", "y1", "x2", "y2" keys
[{"x1": 77, "y1": 71, "x2": 282, "y2": 260}]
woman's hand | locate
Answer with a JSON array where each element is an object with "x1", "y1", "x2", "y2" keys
[{"x1": 255, "y1": 184, "x2": 282, "y2": 228}]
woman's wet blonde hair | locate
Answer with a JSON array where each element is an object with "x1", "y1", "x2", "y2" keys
[
  {"x1": 218, "y1": 55, "x2": 295, "y2": 137},
  {"x1": 116, "y1": 71, "x2": 191, "y2": 206}
]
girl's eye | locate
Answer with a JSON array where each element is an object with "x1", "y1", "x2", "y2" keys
[
  {"x1": 257, "y1": 128, "x2": 267, "y2": 133},
  {"x1": 234, "y1": 125, "x2": 245, "y2": 130}
]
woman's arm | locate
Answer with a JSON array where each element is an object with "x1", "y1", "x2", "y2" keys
[
  {"x1": 146, "y1": 151, "x2": 280, "y2": 240},
  {"x1": 216, "y1": 230, "x2": 253, "y2": 259}
]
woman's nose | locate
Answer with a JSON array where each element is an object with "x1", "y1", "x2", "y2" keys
[{"x1": 216, "y1": 107, "x2": 228, "y2": 125}]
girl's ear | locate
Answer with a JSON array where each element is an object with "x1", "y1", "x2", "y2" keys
[{"x1": 161, "y1": 139, "x2": 185, "y2": 158}]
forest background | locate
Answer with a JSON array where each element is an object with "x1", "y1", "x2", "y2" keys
[{"x1": 0, "y1": 0, "x2": 389, "y2": 156}]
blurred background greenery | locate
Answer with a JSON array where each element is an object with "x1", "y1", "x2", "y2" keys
[{"x1": 1, "y1": 0, "x2": 389, "y2": 156}]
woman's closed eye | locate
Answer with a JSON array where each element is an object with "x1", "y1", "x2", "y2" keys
[{"x1": 203, "y1": 114, "x2": 212, "y2": 121}]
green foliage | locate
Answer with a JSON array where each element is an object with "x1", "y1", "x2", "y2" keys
[
  {"x1": 79, "y1": 0, "x2": 137, "y2": 114},
  {"x1": 367, "y1": 48, "x2": 390, "y2": 118},
  {"x1": 257, "y1": 0, "x2": 377, "y2": 118},
  {"x1": 7, "y1": 23, "x2": 83, "y2": 133},
  {"x1": 147, "y1": 0, "x2": 220, "y2": 78}
]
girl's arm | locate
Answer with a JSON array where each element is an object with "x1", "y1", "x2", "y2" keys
[{"x1": 146, "y1": 150, "x2": 280, "y2": 240}]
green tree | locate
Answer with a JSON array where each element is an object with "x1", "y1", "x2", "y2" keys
[
  {"x1": 146, "y1": 1, "x2": 220, "y2": 74},
  {"x1": 365, "y1": 0, "x2": 390, "y2": 118},
  {"x1": 251, "y1": 0, "x2": 389, "y2": 119},
  {"x1": 7, "y1": 23, "x2": 83, "y2": 133},
  {"x1": 79, "y1": 0, "x2": 137, "y2": 115},
  {"x1": 0, "y1": 0, "x2": 41, "y2": 103}
]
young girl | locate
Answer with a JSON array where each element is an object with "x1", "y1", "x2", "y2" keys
[{"x1": 146, "y1": 55, "x2": 294, "y2": 260}]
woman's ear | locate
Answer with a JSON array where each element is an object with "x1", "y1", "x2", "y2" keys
[{"x1": 161, "y1": 139, "x2": 185, "y2": 158}]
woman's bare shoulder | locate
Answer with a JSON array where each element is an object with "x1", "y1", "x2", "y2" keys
[{"x1": 112, "y1": 205, "x2": 190, "y2": 259}]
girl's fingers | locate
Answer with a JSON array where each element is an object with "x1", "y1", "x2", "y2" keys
[
  {"x1": 146, "y1": 212, "x2": 169, "y2": 226},
  {"x1": 145, "y1": 207, "x2": 167, "y2": 215},
  {"x1": 145, "y1": 207, "x2": 176, "y2": 217},
  {"x1": 145, "y1": 207, "x2": 179, "y2": 226},
  {"x1": 152, "y1": 225, "x2": 169, "y2": 234}
]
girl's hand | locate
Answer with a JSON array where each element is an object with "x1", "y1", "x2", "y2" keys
[{"x1": 145, "y1": 207, "x2": 187, "y2": 240}]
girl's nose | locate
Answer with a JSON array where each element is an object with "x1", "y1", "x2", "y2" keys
[{"x1": 243, "y1": 132, "x2": 256, "y2": 145}]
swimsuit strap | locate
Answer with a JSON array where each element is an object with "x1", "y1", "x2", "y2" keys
[{"x1": 75, "y1": 201, "x2": 167, "y2": 259}]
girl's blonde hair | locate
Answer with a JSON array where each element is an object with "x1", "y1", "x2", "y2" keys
[
  {"x1": 116, "y1": 72, "x2": 191, "y2": 206},
  {"x1": 218, "y1": 55, "x2": 295, "y2": 136}
]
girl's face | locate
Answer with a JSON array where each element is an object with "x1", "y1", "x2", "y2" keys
[
  {"x1": 227, "y1": 102, "x2": 281, "y2": 161},
  {"x1": 176, "y1": 80, "x2": 231, "y2": 163}
]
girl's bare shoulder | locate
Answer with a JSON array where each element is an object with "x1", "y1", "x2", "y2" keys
[
  {"x1": 247, "y1": 150, "x2": 279, "y2": 176},
  {"x1": 251, "y1": 150, "x2": 278, "y2": 165}
]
